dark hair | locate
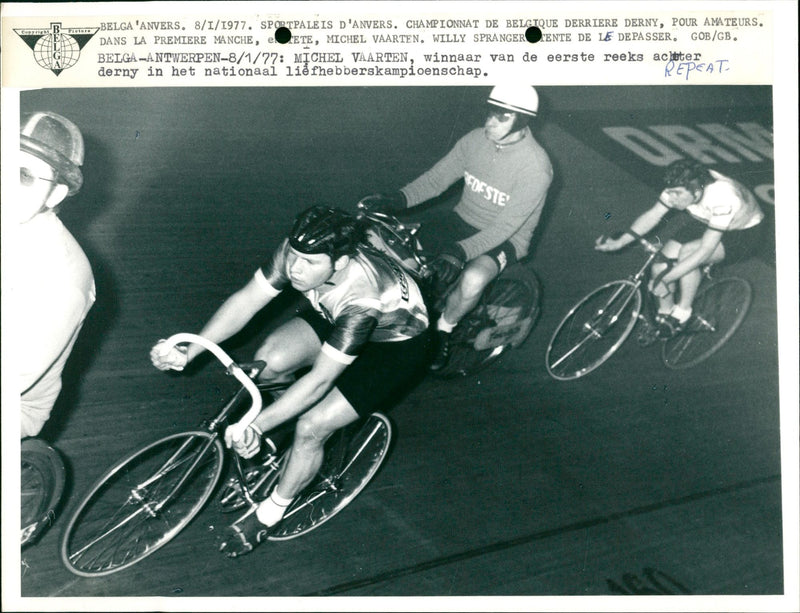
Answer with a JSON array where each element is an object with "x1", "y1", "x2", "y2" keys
[
  {"x1": 289, "y1": 206, "x2": 366, "y2": 259},
  {"x1": 663, "y1": 159, "x2": 714, "y2": 191}
]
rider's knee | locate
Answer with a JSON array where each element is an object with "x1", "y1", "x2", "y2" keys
[
  {"x1": 294, "y1": 414, "x2": 329, "y2": 445},
  {"x1": 254, "y1": 341, "x2": 293, "y2": 378},
  {"x1": 459, "y1": 263, "x2": 494, "y2": 298}
]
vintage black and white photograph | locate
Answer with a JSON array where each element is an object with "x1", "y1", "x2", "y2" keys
[{"x1": 3, "y1": 2, "x2": 797, "y2": 612}]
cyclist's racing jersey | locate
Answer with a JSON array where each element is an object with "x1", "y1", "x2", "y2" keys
[
  {"x1": 255, "y1": 240, "x2": 429, "y2": 364},
  {"x1": 660, "y1": 169, "x2": 764, "y2": 232},
  {"x1": 400, "y1": 127, "x2": 553, "y2": 261}
]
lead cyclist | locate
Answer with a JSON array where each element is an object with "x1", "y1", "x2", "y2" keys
[
  {"x1": 595, "y1": 159, "x2": 765, "y2": 338},
  {"x1": 151, "y1": 206, "x2": 430, "y2": 557}
]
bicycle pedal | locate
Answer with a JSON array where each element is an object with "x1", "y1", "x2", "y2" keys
[{"x1": 688, "y1": 315, "x2": 715, "y2": 333}]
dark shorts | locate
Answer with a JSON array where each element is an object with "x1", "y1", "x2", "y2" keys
[
  {"x1": 660, "y1": 212, "x2": 765, "y2": 264},
  {"x1": 297, "y1": 307, "x2": 431, "y2": 416},
  {"x1": 416, "y1": 210, "x2": 517, "y2": 273}
]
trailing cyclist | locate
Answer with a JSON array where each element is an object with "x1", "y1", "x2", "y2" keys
[
  {"x1": 150, "y1": 206, "x2": 430, "y2": 557},
  {"x1": 595, "y1": 159, "x2": 764, "y2": 338},
  {"x1": 360, "y1": 84, "x2": 553, "y2": 372}
]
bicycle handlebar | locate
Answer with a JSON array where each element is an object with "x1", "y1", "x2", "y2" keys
[
  {"x1": 622, "y1": 229, "x2": 663, "y2": 255},
  {"x1": 619, "y1": 229, "x2": 677, "y2": 291},
  {"x1": 161, "y1": 333, "x2": 262, "y2": 439}
]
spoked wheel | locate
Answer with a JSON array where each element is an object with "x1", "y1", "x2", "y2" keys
[
  {"x1": 21, "y1": 438, "x2": 67, "y2": 547},
  {"x1": 60, "y1": 431, "x2": 224, "y2": 577},
  {"x1": 546, "y1": 280, "x2": 642, "y2": 381},
  {"x1": 433, "y1": 266, "x2": 541, "y2": 379},
  {"x1": 268, "y1": 412, "x2": 392, "y2": 541},
  {"x1": 662, "y1": 277, "x2": 752, "y2": 369}
]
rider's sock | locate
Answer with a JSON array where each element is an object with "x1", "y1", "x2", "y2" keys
[
  {"x1": 670, "y1": 305, "x2": 692, "y2": 324},
  {"x1": 437, "y1": 315, "x2": 456, "y2": 333},
  {"x1": 255, "y1": 489, "x2": 294, "y2": 527}
]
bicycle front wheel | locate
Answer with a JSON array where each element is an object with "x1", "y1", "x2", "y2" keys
[
  {"x1": 269, "y1": 412, "x2": 392, "y2": 541},
  {"x1": 60, "y1": 431, "x2": 224, "y2": 577},
  {"x1": 434, "y1": 266, "x2": 541, "y2": 379},
  {"x1": 546, "y1": 280, "x2": 642, "y2": 381},
  {"x1": 662, "y1": 277, "x2": 752, "y2": 370}
]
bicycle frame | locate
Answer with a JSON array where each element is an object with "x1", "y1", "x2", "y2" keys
[{"x1": 142, "y1": 335, "x2": 268, "y2": 511}]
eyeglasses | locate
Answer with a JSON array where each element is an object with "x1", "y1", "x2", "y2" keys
[
  {"x1": 487, "y1": 107, "x2": 514, "y2": 121},
  {"x1": 20, "y1": 167, "x2": 57, "y2": 187}
]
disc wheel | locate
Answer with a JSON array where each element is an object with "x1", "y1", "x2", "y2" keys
[
  {"x1": 546, "y1": 280, "x2": 642, "y2": 381},
  {"x1": 268, "y1": 413, "x2": 392, "y2": 541},
  {"x1": 60, "y1": 431, "x2": 224, "y2": 577},
  {"x1": 662, "y1": 277, "x2": 752, "y2": 369},
  {"x1": 21, "y1": 439, "x2": 67, "y2": 546},
  {"x1": 433, "y1": 266, "x2": 541, "y2": 379}
]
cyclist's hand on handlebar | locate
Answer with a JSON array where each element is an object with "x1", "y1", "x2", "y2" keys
[
  {"x1": 150, "y1": 339, "x2": 189, "y2": 371},
  {"x1": 225, "y1": 422, "x2": 262, "y2": 459},
  {"x1": 430, "y1": 242, "x2": 466, "y2": 286},
  {"x1": 359, "y1": 191, "x2": 407, "y2": 214},
  {"x1": 594, "y1": 234, "x2": 624, "y2": 252}
]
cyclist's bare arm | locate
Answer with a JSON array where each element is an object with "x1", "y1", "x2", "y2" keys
[
  {"x1": 151, "y1": 276, "x2": 276, "y2": 370},
  {"x1": 595, "y1": 200, "x2": 670, "y2": 251},
  {"x1": 661, "y1": 227, "x2": 724, "y2": 284}
]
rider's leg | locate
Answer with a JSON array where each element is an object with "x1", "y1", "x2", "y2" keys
[
  {"x1": 652, "y1": 240, "x2": 682, "y2": 317},
  {"x1": 673, "y1": 240, "x2": 725, "y2": 317},
  {"x1": 431, "y1": 255, "x2": 499, "y2": 371},
  {"x1": 253, "y1": 317, "x2": 320, "y2": 387},
  {"x1": 654, "y1": 239, "x2": 724, "y2": 338},
  {"x1": 255, "y1": 389, "x2": 359, "y2": 526},
  {"x1": 440, "y1": 255, "x2": 500, "y2": 325}
]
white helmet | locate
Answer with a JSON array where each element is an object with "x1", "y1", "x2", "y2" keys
[{"x1": 487, "y1": 85, "x2": 539, "y2": 117}]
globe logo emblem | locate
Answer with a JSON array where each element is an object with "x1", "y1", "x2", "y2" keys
[
  {"x1": 33, "y1": 32, "x2": 81, "y2": 75},
  {"x1": 14, "y1": 22, "x2": 98, "y2": 77}
]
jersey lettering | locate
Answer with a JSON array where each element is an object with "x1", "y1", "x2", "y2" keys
[{"x1": 463, "y1": 170, "x2": 510, "y2": 207}]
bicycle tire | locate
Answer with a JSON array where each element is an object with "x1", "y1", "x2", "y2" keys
[
  {"x1": 546, "y1": 280, "x2": 642, "y2": 381},
  {"x1": 661, "y1": 277, "x2": 752, "y2": 370},
  {"x1": 433, "y1": 266, "x2": 541, "y2": 379},
  {"x1": 21, "y1": 439, "x2": 67, "y2": 547},
  {"x1": 60, "y1": 431, "x2": 224, "y2": 577},
  {"x1": 268, "y1": 412, "x2": 392, "y2": 541}
]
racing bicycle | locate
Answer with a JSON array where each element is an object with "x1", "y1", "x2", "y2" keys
[
  {"x1": 59, "y1": 333, "x2": 392, "y2": 577},
  {"x1": 357, "y1": 200, "x2": 541, "y2": 378},
  {"x1": 545, "y1": 231, "x2": 752, "y2": 381}
]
